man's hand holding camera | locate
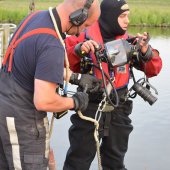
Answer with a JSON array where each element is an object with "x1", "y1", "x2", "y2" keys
[
  {"x1": 137, "y1": 32, "x2": 150, "y2": 53},
  {"x1": 70, "y1": 73, "x2": 102, "y2": 93},
  {"x1": 75, "y1": 40, "x2": 99, "y2": 57},
  {"x1": 81, "y1": 40, "x2": 99, "y2": 54},
  {"x1": 136, "y1": 32, "x2": 153, "y2": 62}
]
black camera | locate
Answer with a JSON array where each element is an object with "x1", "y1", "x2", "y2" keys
[
  {"x1": 132, "y1": 82, "x2": 157, "y2": 105},
  {"x1": 77, "y1": 38, "x2": 137, "y2": 74},
  {"x1": 94, "y1": 39, "x2": 158, "y2": 105},
  {"x1": 78, "y1": 37, "x2": 158, "y2": 105},
  {"x1": 94, "y1": 39, "x2": 136, "y2": 68}
]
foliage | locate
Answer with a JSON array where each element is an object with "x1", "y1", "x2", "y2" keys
[
  {"x1": 128, "y1": 0, "x2": 170, "y2": 27},
  {"x1": 0, "y1": 0, "x2": 61, "y2": 24},
  {"x1": 0, "y1": 0, "x2": 170, "y2": 26}
]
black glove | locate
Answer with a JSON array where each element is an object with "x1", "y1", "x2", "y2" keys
[
  {"x1": 72, "y1": 92, "x2": 89, "y2": 112},
  {"x1": 74, "y1": 42, "x2": 85, "y2": 57},
  {"x1": 139, "y1": 45, "x2": 153, "y2": 62},
  {"x1": 70, "y1": 73, "x2": 102, "y2": 93}
]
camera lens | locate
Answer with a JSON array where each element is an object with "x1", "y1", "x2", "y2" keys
[{"x1": 132, "y1": 82, "x2": 157, "y2": 105}]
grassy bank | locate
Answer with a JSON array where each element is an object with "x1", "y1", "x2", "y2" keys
[
  {"x1": 0, "y1": 0, "x2": 170, "y2": 27},
  {"x1": 0, "y1": 0, "x2": 62, "y2": 24},
  {"x1": 129, "y1": 0, "x2": 170, "y2": 27}
]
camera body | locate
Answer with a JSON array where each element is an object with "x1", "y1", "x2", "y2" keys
[
  {"x1": 95, "y1": 39, "x2": 136, "y2": 68},
  {"x1": 79, "y1": 38, "x2": 137, "y2": 74},
  {"x1": 94, "y1": 39, "x2": 158, "y2": 105},
  {"x1": 78, "y1": 38, "x2": 158, "y2": 105}
]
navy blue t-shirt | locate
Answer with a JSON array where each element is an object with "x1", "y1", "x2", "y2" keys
[{"x1": 10, "y1": 10, "x2": 65, "y2": 92}]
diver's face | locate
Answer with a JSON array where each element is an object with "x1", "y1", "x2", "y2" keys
[{"x1": 118, "y1": 11, "x2": 130, "y2": 31}]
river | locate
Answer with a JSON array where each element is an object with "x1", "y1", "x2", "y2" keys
[
  {"x1": 50, "y1": 27, "x2": 170, "y2": 170},
  {"x1": 0, "y1": 27, "x2": 169, "y2": 170}
]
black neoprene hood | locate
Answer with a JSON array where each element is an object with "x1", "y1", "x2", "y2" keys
[{"x1": 99, "y1": 0, "x2": 129, "y2": 42}]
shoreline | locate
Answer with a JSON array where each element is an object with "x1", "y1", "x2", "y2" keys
[{"x1": 0, "y1": 0, "x2": 170, "y2": 26}]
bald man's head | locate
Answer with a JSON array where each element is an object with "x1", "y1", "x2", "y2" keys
[
  {"x1": 63, "y1": 0, "x2": 100, "y2": 19},
  {"x1": 64, "y1": 0, "x2": 91, "y2": 10},
  {"x1": 68, "y1": 0, "x2": 94, "y2": 26},
  {"x1": 57, "y1": 0, "x2": 100, "y2": 34}
]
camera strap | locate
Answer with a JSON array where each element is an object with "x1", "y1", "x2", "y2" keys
[{"x1": 126, "y1": 66, "x2": 137, "y2": 99}]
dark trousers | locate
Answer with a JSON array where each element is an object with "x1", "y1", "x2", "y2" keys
[
  {"x1": 63, "y1": 100, "x2": 133, "y2": 170},
  {"x1": 0, "y1": 70, "x2": 49, "y2": 170}
]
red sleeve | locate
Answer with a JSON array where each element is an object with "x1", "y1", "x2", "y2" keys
[
  {"x1": 64, "y1": 33, "x2": 86, "y2": 73},
  {"x1": 140, "y1": 48, "x2": 162, "y2": 78}
]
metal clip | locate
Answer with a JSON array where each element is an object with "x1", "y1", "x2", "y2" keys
[{"x1": 102, "y1": 102, "x2": 114, "y2": 112}]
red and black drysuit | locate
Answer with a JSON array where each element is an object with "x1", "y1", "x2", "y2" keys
[{"x1": 63, "y1": 21, "x2": 162, "y2": 170}]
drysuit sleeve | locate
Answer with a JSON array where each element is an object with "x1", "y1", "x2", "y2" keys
[
  {"x1": 64, "y1": 32, "x2": 86, "y2": 73},
  {"x1": 140, "y1": 47, "x2": 162, "y2": 78}
]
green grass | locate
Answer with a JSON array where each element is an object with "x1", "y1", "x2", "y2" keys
[
  {"x1": 128, "y1": 0, "x2": 170, "y2": 27},
  {"x1": 0, "y1": 0, "x2": 62, "y2": 24},
  {"x1": 0, "y1": 0, "x2": 170, "y2": 26}
]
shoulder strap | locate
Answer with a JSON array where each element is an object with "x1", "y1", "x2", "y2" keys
[{"x1": 2, "y1": 11, "x2": 58, "y2": 72}]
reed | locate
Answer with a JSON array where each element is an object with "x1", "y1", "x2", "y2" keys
[
  {"x1": 0, "y1": 0, "x2": 61, "y2": 24},
  {"x1": 129, "y1": 1, "x2": 170, "y2": 27},
  {"x1": 0, "y1": 0, "x2": 170, "y2": 26}
]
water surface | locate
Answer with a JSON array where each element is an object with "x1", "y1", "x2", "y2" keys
[{"x1": 50, "y1": 29, "x2": 170, "y2": 170}]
